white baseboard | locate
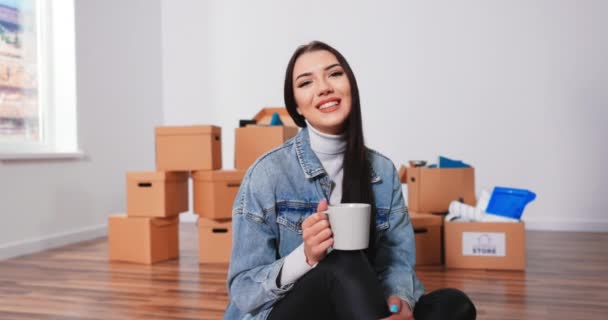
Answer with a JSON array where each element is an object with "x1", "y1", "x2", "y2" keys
[
  {"x1": 0, "y1": 224, "x2": 107, "y2": 261},
  {"x1": 523, "y1": 218, "x2": 608, "y2": 232},
  {"x1": 0, "y1": 214, "x2": 199, "y2": 262}
]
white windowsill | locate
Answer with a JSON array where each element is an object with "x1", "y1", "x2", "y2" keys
[{"x1": 0, "y1": 150, "x2": 86, "y2": 161}]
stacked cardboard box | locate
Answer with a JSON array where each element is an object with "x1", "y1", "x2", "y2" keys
[
  {"x1": 443, "y1": 220, "x2": 525, "y2": 270},
  {"x1": 155, "y1": 126, "x2": 222, "y2": 172},
  {"x1": 401, "y1": 165, "x2": 475, "y2": 267},
  {"x1": 401, "y1": 164, "x2": 526, "y2": 271},
  {"x1": 194, "y1": 107, "x2": 298, "y2": 263},
  {"x1": 234, "y1": 108, "x2": 298, "y2": 170},
  {"x1": 108, "y1": 125, "x2": 221, "y2": 264},
  {"x1": 193, "y1": 169, "x2": 243, "y2": 263},
  {"x1": 108, "y1": 108, "x2": 299, "y2": 265},
  {"x1": 195, "y1": 108, "x2": 298, "y2": 263},
  {"x1": 410, "y1": 212, "x2": 443, "y2": 266},
  {"x1": 155, "y1": 125, "x2": 237, "y2": 264}
]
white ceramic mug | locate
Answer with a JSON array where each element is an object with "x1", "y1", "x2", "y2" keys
[{"x1": 324, "y1": 203, "x2": 371, "y2": 250}]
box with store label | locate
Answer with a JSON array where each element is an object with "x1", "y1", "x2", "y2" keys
[
  {"x1": 198, "y1": 217, "x2": 232, "y2": 263},
  {"x1": 108, "y1": 215, "x2": 179, "y2": 264},
  {"x1": 234, "y1": 125, "x2": 298, "y2": 170},
  {"x1": 126, "y1": 171, "x2": 188, "y2": 217},
  {"x1": 444, "y1": 220, "x2": 526, "y2": 270},
  {"x1": 410, "y1": 212, "x2": 443, "y2": 266},
  {"x1": 404, "y1": 166, "x2": 476, "y2": 213},
  {"x1": 192, "y1": 169, "x2": 245, "y2": 220},
  {"x1": 155, "y1": 125, "x2": 222, "y2": 171}
]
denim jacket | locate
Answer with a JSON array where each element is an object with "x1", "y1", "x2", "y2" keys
[{"x1": 225, "y1": 128, "x2": 425, "y2": 320}]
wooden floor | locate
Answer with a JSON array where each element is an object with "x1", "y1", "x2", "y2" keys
[{"x1": 1, "y1": 225, "x2": 607, "y2": 320}]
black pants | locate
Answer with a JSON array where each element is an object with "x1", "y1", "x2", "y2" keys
[{"x1": 268, "y1": 251, "x2": 476, "y2": 320}]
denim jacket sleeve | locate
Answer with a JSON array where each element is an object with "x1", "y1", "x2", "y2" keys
[
  {"x1": 374, "y1": 165, "x2": 425, "y2": 309},
  {"x1": 226, "y1": 163, "x2": 294, "y2": 315}
]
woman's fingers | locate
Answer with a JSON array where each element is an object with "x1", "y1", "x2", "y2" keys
[
  {"x1": 303, "y1": 199, "x2": 332, "y2": 265},
  {"x1": 303, "y1": 198, "x2": 328, "y2": 229},
  {"x1": 316, "y1": 198, "x2": 328, "y2": 213},
  {"x1": 306, "y1": 228, "x2": 332, "y2": 261},
  {"x1": 310, "y1": 226, "x2": 332, "y2": 244},
  {"x1": 303, "y1": 223, "x2": 332, "y2": 250},
  {"x1": 302, "y1": 210, "x2": 329, "y2": 229},
  {"x1": 303, "y1": 217, "x2": 330, "y2": 238},
  {"x1": 314, "y1": 237, "x2": 334, "y2": 255}
]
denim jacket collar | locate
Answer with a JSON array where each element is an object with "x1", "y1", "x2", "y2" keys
[
  {"x1": 294, "y1": 127, "x2": 381, "y2": 183},
  {"x1": 295, "y1": 127, "x2": 326, "y2": 179}
]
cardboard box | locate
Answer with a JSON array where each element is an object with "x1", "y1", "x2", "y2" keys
[
  {"x1": 108, "y1": 215, "x2": 179, "y2": 264},
  {"x1": 126, "y1": 171, "x2": 188, "y2": 217},
  {"x1": 253, "y1": 107, "x2": 297, "y2": 127},
  {"x1": 155, "y1": 125, "x2": 222, "y2": 171},
  {"x1": 444, "y1": 220, "x2": 526, "y2": 270},
  {"x1": 410, "y1": 212, "x2": 444, "y2": 266},
  {"x1": 398, "y1": 165, "x2": 408, "y2": 183},
  {"x1": 198, "y1": 217, "x2": 232, "y2": 263},
  {"x1": 405, "y1": 167, "x2": 476, "y2": 213},
  {"x1": 234, "y1": 126, "x2": 298, "y2": 170},
  {"x1": 192, "y1": 169, "x2": 245, "y2": 220}
]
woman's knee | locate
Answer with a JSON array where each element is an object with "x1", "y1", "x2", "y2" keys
[
  {"x1": 415, "y1": 288, "x2": 476, "y2": 320},
  {"x1": 441, "y1": 288, "x2": 476, "y2": 318}
]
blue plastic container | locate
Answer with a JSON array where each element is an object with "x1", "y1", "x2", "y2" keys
[
  {"x1": 438, "y1": 156, "x2": 471, "y2": 168},
  {"x1": 269, "y1": 112, "x2": 284, "y2": 126},
  {"x1": 486, "y1": 187, "x2": 536, "y2": 220}
]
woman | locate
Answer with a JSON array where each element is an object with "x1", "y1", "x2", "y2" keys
[{"x1": 225, "y1": 41, "x2": 476, "y2": 320}]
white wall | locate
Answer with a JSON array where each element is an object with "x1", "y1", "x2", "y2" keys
[
  {"x1": 161, "y1": 0, "x2": 608, "y2": 231},
  {"x1": 0, "y1": 0, "x2": 604, "y2": 261},
  {"x1": 0, "y1": 0, "x2": 164, "y2": 259},
  {"x1": 161, "y1": 1, "x2": 216, "y2": 223}
]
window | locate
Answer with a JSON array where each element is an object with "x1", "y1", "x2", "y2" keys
[{"x1": 0, "y1": 0, "x2": 78, "y2": 159}]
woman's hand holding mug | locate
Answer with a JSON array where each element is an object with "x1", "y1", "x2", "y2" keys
[{"x1": 302, "y1": 199, "x2": 333, "y2": 266}]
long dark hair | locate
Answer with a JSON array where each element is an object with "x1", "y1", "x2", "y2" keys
[{"x1": 284, "y1": 41, "x2": 376, "y2": 261}]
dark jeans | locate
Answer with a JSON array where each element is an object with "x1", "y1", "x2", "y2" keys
[{"x1": 268, "y1": 251, "x2": 476, "y2": 320}]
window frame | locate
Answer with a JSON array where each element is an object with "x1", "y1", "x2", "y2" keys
[{"x1": 0, "y1": 0, "x2": 81, "y2": 160}]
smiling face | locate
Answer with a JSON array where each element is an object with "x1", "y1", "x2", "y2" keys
[{"x1": 292, "y1": 50, "x2": 352, "y2": 135}]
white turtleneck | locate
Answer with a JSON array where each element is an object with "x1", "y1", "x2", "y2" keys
[
  {"x1": 279, "y1": 121, "x2": 347, "y2": 287},
  {"x1": 307, "y1": 122, "x2": 347, "y2": 205}
]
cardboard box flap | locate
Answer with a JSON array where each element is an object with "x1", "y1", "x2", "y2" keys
[
  {"x1": 155, "y1": 125, "x2": 221, "y2": 136},
  {"x1": 127, "y1": 171, "x2": 189, "y2": 183},
  {"x1": 253, "y1": 107, "x2": 297, "y2": 127},
  {"x1": 193, "y1": 169, "x2": 245, "y2": 182},
  {"x1": 410, "y1": 212, "x2": 443, "y2": 227},
  {"x1": 150, "y1": 216, "x2": 179, "y2": 227}
]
